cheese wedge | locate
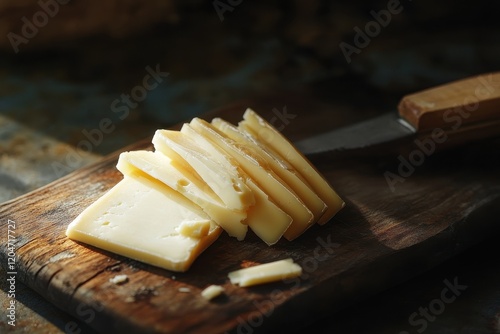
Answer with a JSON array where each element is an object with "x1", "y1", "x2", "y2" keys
[
  {"x1": 152, "y1": 130, "x2": 255, "y2": 213},
  {"x1": 117, "y1": 150, "x2": 248, "y2": 240},
  {"x1": 228, "y1": 258, "x2": 302, "y2": 287},
  {"x1": 66, "y1": 173, "x2": 221, "y2": 272},
  {"x1": 239, "y1": 109, "x2": 344, "y2": 224},
  {"x1": 212, "y1": 117, "x2": 327, "y2": 223},
  {"x1": 186, "y1": 119, "x2": 313, "y2": 241},
  {"x1": 179, "y1": 123, "x2": 292, "y2": 245}
]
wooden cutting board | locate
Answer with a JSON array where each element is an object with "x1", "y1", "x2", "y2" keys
[{"x1": 1, "y1": 94, "x2": 500, "y2": 334}]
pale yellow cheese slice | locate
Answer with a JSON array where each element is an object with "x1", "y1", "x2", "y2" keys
[
  {"x1": 180, "y1": 123, "x2": 292, "y2": 245},
  {"x1": 66, "y1": 173, "x2": 221, "y2": 272},
  {"x1": 212, "y1": 117, "x2": 327, "y2": 223},
  {"x1": 187, "y1": 118, "x2": 313, "y2": 241},
  {"x1": 117, "y1": 150, "x2": 248, "y2": 240},
  {"x1": 152, "y1": 129, "x2": 255, "y2": 213},
  {"x1": 239, "y1": 109, "x2": 344, "y2": 224},
  {"x1": 228, "y1": 258, "x2": 302, "y2": 287},
  {"x1": 244, "y1": 179, "x2": 292, "y2": 245}
]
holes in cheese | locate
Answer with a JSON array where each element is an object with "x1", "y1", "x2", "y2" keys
[
  {"x1": 228, "y1": 258, "x2": 302, "y2": 287},
  {"x1": 65, "y1": 173, "x2": 221, "y2": 272},
  {"x1": 117, "y1": 150, "x2": 248, "y2": 241},
  {"x1": 187, "y1": 118, "x2": 314, "y2": 241},
  {"x1": 239, "y1": 108, "x2": 344, "y2": 225}
]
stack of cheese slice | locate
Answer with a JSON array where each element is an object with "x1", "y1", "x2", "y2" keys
[{"x1": 66, "y1": 109, "x2": 344, "y2": 272}]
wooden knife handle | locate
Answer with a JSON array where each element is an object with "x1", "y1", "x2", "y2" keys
[{"x1": 398, "y1": 72, "x2": 500, "y2": 132}]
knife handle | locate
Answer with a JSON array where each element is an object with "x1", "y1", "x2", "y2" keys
[{"x1": 398, "y1": 72, "x2": 500, "y2": 132}]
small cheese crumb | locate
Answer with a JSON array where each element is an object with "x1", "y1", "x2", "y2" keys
[
  {"x1": 228, "y1": 258, "x2": 302, "y2": 287},
  {"x1": 201, "y1": 285, "x2": 224, "y2": 300},
  {"x1": 178, "y1": 287, "x2": 191, "y2": 293},
  {"x1": 109, "y1": 274, "x2": 129, "y2": 285}
]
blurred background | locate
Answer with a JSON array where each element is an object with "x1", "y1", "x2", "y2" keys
[
  {"x1": 1, "y1": 0, "x2": 500, "y2": 333},
  {"x1": 2, "y1": 0, "x2": 500, "y2": 198}
]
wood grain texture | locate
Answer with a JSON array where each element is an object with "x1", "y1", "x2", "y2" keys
[
  {"x1": 398, "y1": 72, "x2": 500, "y2": 131},
  {"x1": 1, "y1": 95, "x2": 500, "y2": 334}
]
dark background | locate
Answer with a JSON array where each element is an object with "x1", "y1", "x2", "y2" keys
[{"x1": 1, "y1": 0, "x2": 499, "y2": 333}]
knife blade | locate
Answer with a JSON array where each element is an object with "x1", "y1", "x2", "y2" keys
[
  {"x1": 295, "y1": 112, "x2": 415, "y2": 155},
  {"x1": 295, "y1": 72, "x2": 500, "y2": 159}
]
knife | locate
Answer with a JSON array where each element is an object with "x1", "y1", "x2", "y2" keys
[{"x1": 295, "y1": 72, "x2": 500, "y2": 159}]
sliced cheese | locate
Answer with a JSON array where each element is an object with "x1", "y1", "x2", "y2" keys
[
  {"x1": 117, "y1": 150, "x2": 248, "y2": 240},
  {"x1": 152, "y1": 129, "x2": 255, "y2": 213},
  {"x1": 180, "y1": 122, "x2": 292, "y2": 245},
  {"x1": 239, "y1": 109, "x2": 344, "y2": 224},
  {"x1": 228, "y1": 258, "x2": 302, "y2": 287},
  {"x1": 66, "y1": 173, "x2": 221, "y2": 272},
  {"x1": 212, "y1": 117, "x2": 327, "y2": 223},
  {"x1": 187, "y1": 118, "x2": 313, "y2": 241},
  {"x1": 244, "y1": 179, "x2": 292, "y2": 245}
]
